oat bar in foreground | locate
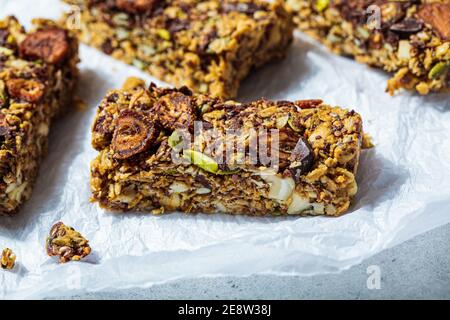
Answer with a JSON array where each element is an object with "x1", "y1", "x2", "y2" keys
[
  {"x1": 90, "y1": 78, "x2": 371, "y2": 216},
  {"x1": 61, "y1": 0, "x2": 293, "y2": 99},
  {"x1": 0, "y1": 17, "x2": 79, "y2": 214},
  {"x1": 284, "y1": 0, "x2": 450, "y2": 95}
]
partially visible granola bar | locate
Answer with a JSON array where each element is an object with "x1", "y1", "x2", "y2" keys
[
  {"x1": 90, "y1": 79, "x2": 371, "y2": 217},
  {"x1": 46, "y1": 222, "x2": 91, "y2": 263},
  {"x1": 1, "y1": 248, "x2": 16, "y2": 270},
  {"x1": 284, "y1": 0, "x2": 450, "y2": 95},
  {"x1": 61, "y1": 0, "x2": 294, "y2": 98},
  {"x1": 0, "y1": 17, "x2": 79, "y2": 214}
]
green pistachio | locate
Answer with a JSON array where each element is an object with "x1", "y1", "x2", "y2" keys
[
  {"x1": 428, "y1": 62, "x2": 450, "y2": 80},
  {"x1": 156, "y1": 29, "x2": 171, "y2": 41},
  {"x1": 0, "y1": 47, "x2": 13, "y2": 56},
  {"x1": 183, "y1": 150, "x2": 219, "y2": 174},
  {"x1": 315, "y1": 0, "x2": 329, "y2": 12},
  {"x1": 276, "y1": 115, "x2": 289, "y2": 129},
  {"x1": 168, "y1": 130, "x2": 183, "y2": 149}
]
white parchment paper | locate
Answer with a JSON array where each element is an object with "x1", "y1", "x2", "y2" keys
[{"x1": 1, "y1": 0, "x2": 449, "y2": 299}]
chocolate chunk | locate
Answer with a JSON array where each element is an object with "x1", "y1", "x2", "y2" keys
[
  {"x1": 390, "y1": 18, "x2": 423, "y2": 35},
  {"x1": 289, "y1": 137, "x2": 314, "y2": 180},
  {"x1": 19, "y1": 28, "x2": 70, "y2": 64},
  {"x1": 101, "y1": 39, "x2": 114, "y2": 55}
]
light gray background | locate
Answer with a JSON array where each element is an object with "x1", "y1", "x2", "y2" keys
[{"x1": 60, "y1": 223, "x2": 450, "y2": 300}]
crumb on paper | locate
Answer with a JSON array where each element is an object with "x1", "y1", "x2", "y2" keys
[
  {"x1": 46, "y1": 222, "x2": 91, "y2": 263},
  {"x1": 1, "y1": 248, "x2": 16, "y2": 270}
]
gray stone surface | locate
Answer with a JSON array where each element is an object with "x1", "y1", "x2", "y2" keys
[{"x1": 59, "y1": 223, "x2": 450, "y2": 300}]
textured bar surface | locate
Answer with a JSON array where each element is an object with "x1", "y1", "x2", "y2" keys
[
  {"x1": 61, "y1": 0, "x2": 294, "y2": 99},
  {"x1": 90, "y1": 79, "x2": 371, "y2": 216},
  {"x1": 0, "y1": 17, "x2": 79, "y2": 214},
  {"x1": 284, "y1": 0, "x2": 450, "y2": 95}
]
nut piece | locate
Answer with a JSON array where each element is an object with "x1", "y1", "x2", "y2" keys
[
  {"x1": 19, "y1": 28, "x2": 69, "y2": 64},
  {"x1": 183, "y1": 150, "x2": 219, "y2": 174},
  {"x1": 289, "y1": 137, "x2": 314, "y2": 180},
  {"x1": 46, "y1": 222, "x2": 91, "y2": 264},
  {"x1": 417, "y1": 3, "x2": 450, "y2": 41},
  {"x1": 116, "y1": 0, "x2": 158, "y2": 14},
  {"x1": 428, "y1": 62, "x2": 450, "y2": 80},
  {"x1": 0, "y1": 80, "x2": 8, "y2": 107},
  {"x1": 112, "y1": 109, "x2": 159, "y2": 159},
  {"x1": 294, "y1": 99, "x2": 323, "y2": 109},
  {"x1": 6, "y1": 78, "x2": 45, "y2": 103},
  {"x1": 153, "y1": 92, "x2": 196, "y2": 131},
  {"x1": 1, "y1": 248, "x2": 16, "y2": 270}
]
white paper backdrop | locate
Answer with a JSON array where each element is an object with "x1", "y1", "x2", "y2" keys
[{"x1": 0, "y1": 0, "x2": 449, "y2": 299}]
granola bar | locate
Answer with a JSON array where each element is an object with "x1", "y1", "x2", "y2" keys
[
  {"x1": 46, "y1": 222, "x2": 91, "y2": 263},
  {"x1": 90, "y1": 78, "x2": 371, "y2": 216},
  {"x1": 61, "y1": 0, "x2": 294, "y2": 98},
  {"x1": 0, "y1": 17, "x2": 79, "y2": 214},
  {"x1": 284, "y1": 0, "x2": 450, "y2": 95}
]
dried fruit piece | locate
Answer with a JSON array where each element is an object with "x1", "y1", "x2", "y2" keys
[
  {"x1": 294, "y1": 99, "x2": 323, "y2": 109},
  {"x1": 46, "y1": 222, "x2": 91, "y2": 264},
  {"x1": 19, "y1": 28, "x2": 69, "y2": 64},
  {"x1": 6, "y1": 78, "x2": 45, "y2": 103},
  {"x1": 116, "y1": 0, "x2": 157, "y2": 14},
  {"x1": 183, "y1": 150, "x2": 219, "y2": 174},
  {"x1": 153, "y1": 92, "x2": 196, "y2": 131},
  {"x1": 417, "y1": 3, "x2": 450, "y2": 41},
  {"x1": 390, "y1": 19, "x2": 423, "y2": 35},
  {"x1": 1, "y1": 248, "x2": 16, "y2": 270},
  {"x1": 289, "y1": 137, "x2": 314, "y2": 180},
  {"x1": 112, "y1": 109, "x2": 159, "y2": 159}
]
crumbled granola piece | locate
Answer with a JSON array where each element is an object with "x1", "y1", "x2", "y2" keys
[
  {"x1": 153, "y1": 92, "x2": 196, "y2": 131},
  {"x1": 6, "y1": 78, "x2": 45, "y2": 103},
  {"x1": 112, "y1": 109, "x2": 159, "y2": 159},
  {"x1": 46, "y1": 222, "x2": 91, "y2": 263},
  {"x1": 1, "y1": 248, "x2": 16, "y2": 270},
  {"x1": 19, "y1": 28, "x2": 70, "y2": 64}
]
